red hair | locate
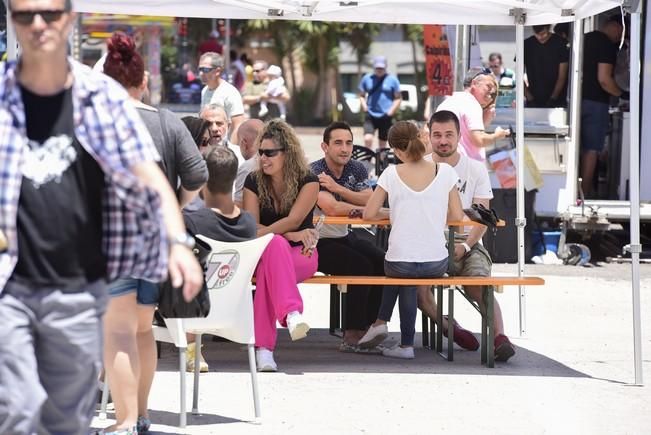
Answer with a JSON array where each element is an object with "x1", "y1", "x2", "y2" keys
[{"x1": 103, "y1": 32, "x2": 144, "y2": 89}]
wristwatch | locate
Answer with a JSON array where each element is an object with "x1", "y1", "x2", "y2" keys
[
  {"x1": 169, "y1": 232, "x2": 195, "y2": 249},
  {"x1": 461, "y1": 242, "x2": 471, "y2": 253}
]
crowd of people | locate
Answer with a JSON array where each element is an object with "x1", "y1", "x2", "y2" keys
[{"x1": 0, "y1": 0, "x2": 631, "y2": 432}]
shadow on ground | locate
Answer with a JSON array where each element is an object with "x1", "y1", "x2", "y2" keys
[{"x1": 156, "y1": 328, "x2": 589, "y2": 379}]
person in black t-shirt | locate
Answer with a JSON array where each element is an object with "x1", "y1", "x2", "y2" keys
[
  {"x1": 242, "y1": 119, "x2": 319, "y2": 372},
  {"x1": 0, "y1": 3, "x2": 203, "y2": 434},
  {"x1": 580, "y1": 16, "x2": 626, "y2": 197},
  {"x1": 523, "y1": 24, "x2": 569, "y2": 107}
]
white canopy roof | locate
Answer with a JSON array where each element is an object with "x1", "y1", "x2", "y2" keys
[{"x1": 75, "y1": 0, "x2": 623, "y2": 25}]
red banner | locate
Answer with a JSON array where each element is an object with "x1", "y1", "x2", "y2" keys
[{"x1": 423, "y1": 25, "x2": 453, "y2": 96}]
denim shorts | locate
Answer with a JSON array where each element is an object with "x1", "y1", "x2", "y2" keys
[
  {"x1": 107, "y1": 278, "x2": 160, "y2": 305},
  {"x1": 581, "y1": 99, "x2": 610, "y2": 152}
]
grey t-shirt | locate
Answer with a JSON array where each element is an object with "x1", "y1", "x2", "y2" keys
[{"x1": 137, "y1": 106, "x2": 207, "y2": 191}]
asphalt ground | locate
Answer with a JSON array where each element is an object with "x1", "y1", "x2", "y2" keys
[{"x1": 91, "y1": 262, "x2": 651, "y2": 434}]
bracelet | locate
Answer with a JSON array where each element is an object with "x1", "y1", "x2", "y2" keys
[{"x1": 461, "y1": 242, "x2": 471, "y2": 253}]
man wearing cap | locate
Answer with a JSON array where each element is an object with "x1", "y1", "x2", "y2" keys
[
  {"x1": 358, "y1": 56, "x2": 401, "y2": 149},
  {"x1": 198, "y1": 52, "x2": 244, "y2": 144},
  {"x1": 436, "y1": 67, "x2": 510, "y2": 162}
]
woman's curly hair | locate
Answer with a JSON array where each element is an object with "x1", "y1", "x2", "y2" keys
[{"x1": 253, "y1": 119, "x2": 311, "y2": 215}]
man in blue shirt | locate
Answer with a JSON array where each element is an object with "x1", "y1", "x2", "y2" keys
[{"x1": 358, "y1": 56, "x2": 402, "y2": 150}]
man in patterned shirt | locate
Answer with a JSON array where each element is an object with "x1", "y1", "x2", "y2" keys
[
  {"x1": 311, "y1": 121, "x2": 385, "y2": 352},
  {"x1": 0, "y1": 0, "x2": 202, "y2": 433}
]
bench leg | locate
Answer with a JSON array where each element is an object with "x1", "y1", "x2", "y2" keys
[
  {"x1": 329, "y1": 284, "x2": 341, "y2": 337},
  {"x1": 429, "y1": 286, "x2": 436, "y2": 350},
  {"x1": 481, "y1": 290, "x2": 488, "y2": 365},
  {"x1": 421, "y1": 312, "x2": 429, "y2": 348},
  {"x1": 486, "y1": 285, "x2": 495, "y2": 368},
  {"x1": 436, "y1": 286, "x2": 443, "y2": 353},
  {"x1": 446, "y1": 287, "x2": 454, "y2": 361},
  {"x1": 341, "y1": 292, "x2": 348, "y2": 332}
]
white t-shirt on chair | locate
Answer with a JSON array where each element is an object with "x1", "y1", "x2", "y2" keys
[{"x1": 377, "y1": 162, "x2": 458, "y2": 263}]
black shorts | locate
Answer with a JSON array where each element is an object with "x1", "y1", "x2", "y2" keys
[{"x1": 363, "y1": 114, "x2": 393, "y2": 141}]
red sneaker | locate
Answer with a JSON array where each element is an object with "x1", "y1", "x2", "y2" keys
[
  {"x1": 443, "y1": 316, "x2": 479, "y2": 351},
  {"x1": 494, "y1": 334, "x2": 516, "y2": 362}
]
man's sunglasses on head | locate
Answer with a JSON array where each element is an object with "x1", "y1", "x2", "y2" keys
[
  {"x1": 12, "y1": 10, "x2": 67, "y2": 25},
  {"x1": 258, "y1": 148, "x2": 285, "y2": 158},
  {"x1": 198, "y1": 66, "x2": 218, "y2": 74}
]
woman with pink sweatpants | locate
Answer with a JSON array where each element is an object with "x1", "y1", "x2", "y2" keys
[{"x1": 243, "y1": 119, "x2": 319, "y2": 372}]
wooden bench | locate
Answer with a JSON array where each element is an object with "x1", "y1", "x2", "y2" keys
[{"x1": 300, "y1": 275, "x2": 544, "y2": 368}]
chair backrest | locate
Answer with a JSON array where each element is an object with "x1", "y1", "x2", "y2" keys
[{"x1": 178, "y1": 233, "x2": 273, "y2": 344}]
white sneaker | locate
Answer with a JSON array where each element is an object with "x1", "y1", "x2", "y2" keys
[
  {"x1": 286, "y1": 311, "x2": 310, "y2": 341},
  {"x1": 382, "y1": 345, "x2": 415, "y2": 359},
  {"x1": 357, "y1": 323, "x2": 388, "y2": 349},
  {"x1": 258, "y1": 105, "x2": 269, "y2": 117},
  {"x1": 256, "y1": 348, "x2": 278, "y2": 372}
]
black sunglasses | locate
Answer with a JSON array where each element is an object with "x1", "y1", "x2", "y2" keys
[
  {"x1": 11, "y1": 9, "x2": 67, "y2": 25},
  {"x1": 258, "y1": 148, "x2": 285, "y2": 158},
  {"x1": 198, "y1": 66, "x2": 217, "y2": 74}
]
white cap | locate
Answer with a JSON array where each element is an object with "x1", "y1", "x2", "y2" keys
[{"x1": 267, "y1": 65, "x2": 282, "y2": 77}]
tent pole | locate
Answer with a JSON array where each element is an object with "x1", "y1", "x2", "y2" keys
[
  {"x1": 566, "y1": 20, "x2": 585, "y2": 211},
  {"x1": 515, "y1": 15, "x2": 526, "y2": 337},
  {"x1": 628, "y1": 10, "x2": 643, "y2": 386}
]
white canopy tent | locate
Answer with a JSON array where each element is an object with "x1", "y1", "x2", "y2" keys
[{"x1": 8, "y1": 0, "x2": 643, "y2": 384}]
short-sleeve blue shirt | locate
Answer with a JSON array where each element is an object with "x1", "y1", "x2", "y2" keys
[{"x1": 358, "y1": 73, "x2": 401, "y2": 118}]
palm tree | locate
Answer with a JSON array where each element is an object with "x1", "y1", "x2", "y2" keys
[{"x1": 343, "y1": 23, "x2": 380, "y2": 85}]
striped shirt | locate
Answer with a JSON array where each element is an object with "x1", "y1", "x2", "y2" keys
[{"x1": 0, "y1": 58, "x2": 168, "y2": 292}]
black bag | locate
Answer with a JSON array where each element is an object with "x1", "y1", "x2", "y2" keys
[
  {"x1": 463, "y1": 203, "x2": 499, "y2": 228},
  {"x1": 157, "y1": 236, "x2": 212, "y2": 319}
]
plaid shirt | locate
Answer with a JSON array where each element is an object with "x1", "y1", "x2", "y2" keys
[{"x1": 0, "y1": 59, "x2": 169, "y2": 292}]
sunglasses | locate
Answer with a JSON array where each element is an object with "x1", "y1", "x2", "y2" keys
[
  {"x1": 258, "y1": 148, "x2": 285, "y2": 158},
  {"x1": 11, "y1": 9, "x2": 67, "y2": 25},
  {"x1": 198, "y1": 66, "x2": 217, "y2": 74},
  {"x1": 253, "y1": 69, "x2": 263, "y2": 73}
]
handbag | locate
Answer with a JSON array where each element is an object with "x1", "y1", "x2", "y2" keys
[
  {"x1": 463, "y1": 203, "x2": 500, "y2": 228},
  {"x1": 157, "y1": 236, "x2": 212, "y2": 319}
]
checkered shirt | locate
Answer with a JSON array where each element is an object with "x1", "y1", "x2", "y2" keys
[{"x1": 0, "y1": 59, "x2": 169, "y2": 292}]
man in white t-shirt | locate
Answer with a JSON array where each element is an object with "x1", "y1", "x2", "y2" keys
[
  {"x1": 436, "y1": 67, "x2": 510, "y2": 162},
  {"x1": 420, "y1": 110, "x2": 516, "y2": 362},
  {"x1": 198, "y1": 52, "x2": 244, "y2": 144}
]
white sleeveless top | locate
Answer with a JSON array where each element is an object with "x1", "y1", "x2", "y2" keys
[{"x1": 377, "y1": 162, "x2": 457, "y2": 262}]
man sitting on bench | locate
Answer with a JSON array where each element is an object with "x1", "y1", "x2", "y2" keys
[
  {"x1": 311, "y1": 122, "x2": 385, "y2": 352},
  {"x1": 418, "y1": 110, "x2": 516, "y2": 362}
]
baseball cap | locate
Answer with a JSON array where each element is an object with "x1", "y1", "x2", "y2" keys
[{"x1": 373, "y1": 56, "x2": 387, "y2": 69}]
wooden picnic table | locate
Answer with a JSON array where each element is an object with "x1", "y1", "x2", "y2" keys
[{"x1": 313, "y1": 215, "x2": 506, "y2": 228}]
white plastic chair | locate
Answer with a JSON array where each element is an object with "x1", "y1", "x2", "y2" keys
[{"x1": 152, "y1": 233, "x2": 273, "y2": 427}]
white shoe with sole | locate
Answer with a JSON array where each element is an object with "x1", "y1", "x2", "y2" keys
[
  {"x1": 357, "y1": 323, "x2": 388, "y2": 349},
  {"x1": 286, "y1": 311, "x2": 310, "y2": 341},
  {"x1": 382, "y1": 345, "x2": 415, "y2": 359},
  {"x1": 256, "y1": 348, "x2": 278, "y2": 372}
]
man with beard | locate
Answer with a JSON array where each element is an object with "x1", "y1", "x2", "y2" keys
[
  {"x1": 242, "y1": 60, "x2": 291, "y2": 121},
  {"x1": 310, "y1": 121, "x2": 385, "y2": 352},
  {"x1": 418, "y1": 110, "x2": 516, "y2": 362}
]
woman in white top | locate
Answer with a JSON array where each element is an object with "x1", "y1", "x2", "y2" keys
[{"x1": 358, "y1": 121, "x2": 464, "y2": 359}]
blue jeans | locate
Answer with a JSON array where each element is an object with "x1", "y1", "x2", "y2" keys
[{"x1": 378, "y1": 259, "x2": 448, "y2": 346}]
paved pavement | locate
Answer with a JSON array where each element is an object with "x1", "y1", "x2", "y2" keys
[{"x1": 92, "y1": 263, "x2": 651, "y2": 434}]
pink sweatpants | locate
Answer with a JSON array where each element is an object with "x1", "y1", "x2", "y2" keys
[{"x1": 254, "y1": 234, "x2": 318, "y2": 350}]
